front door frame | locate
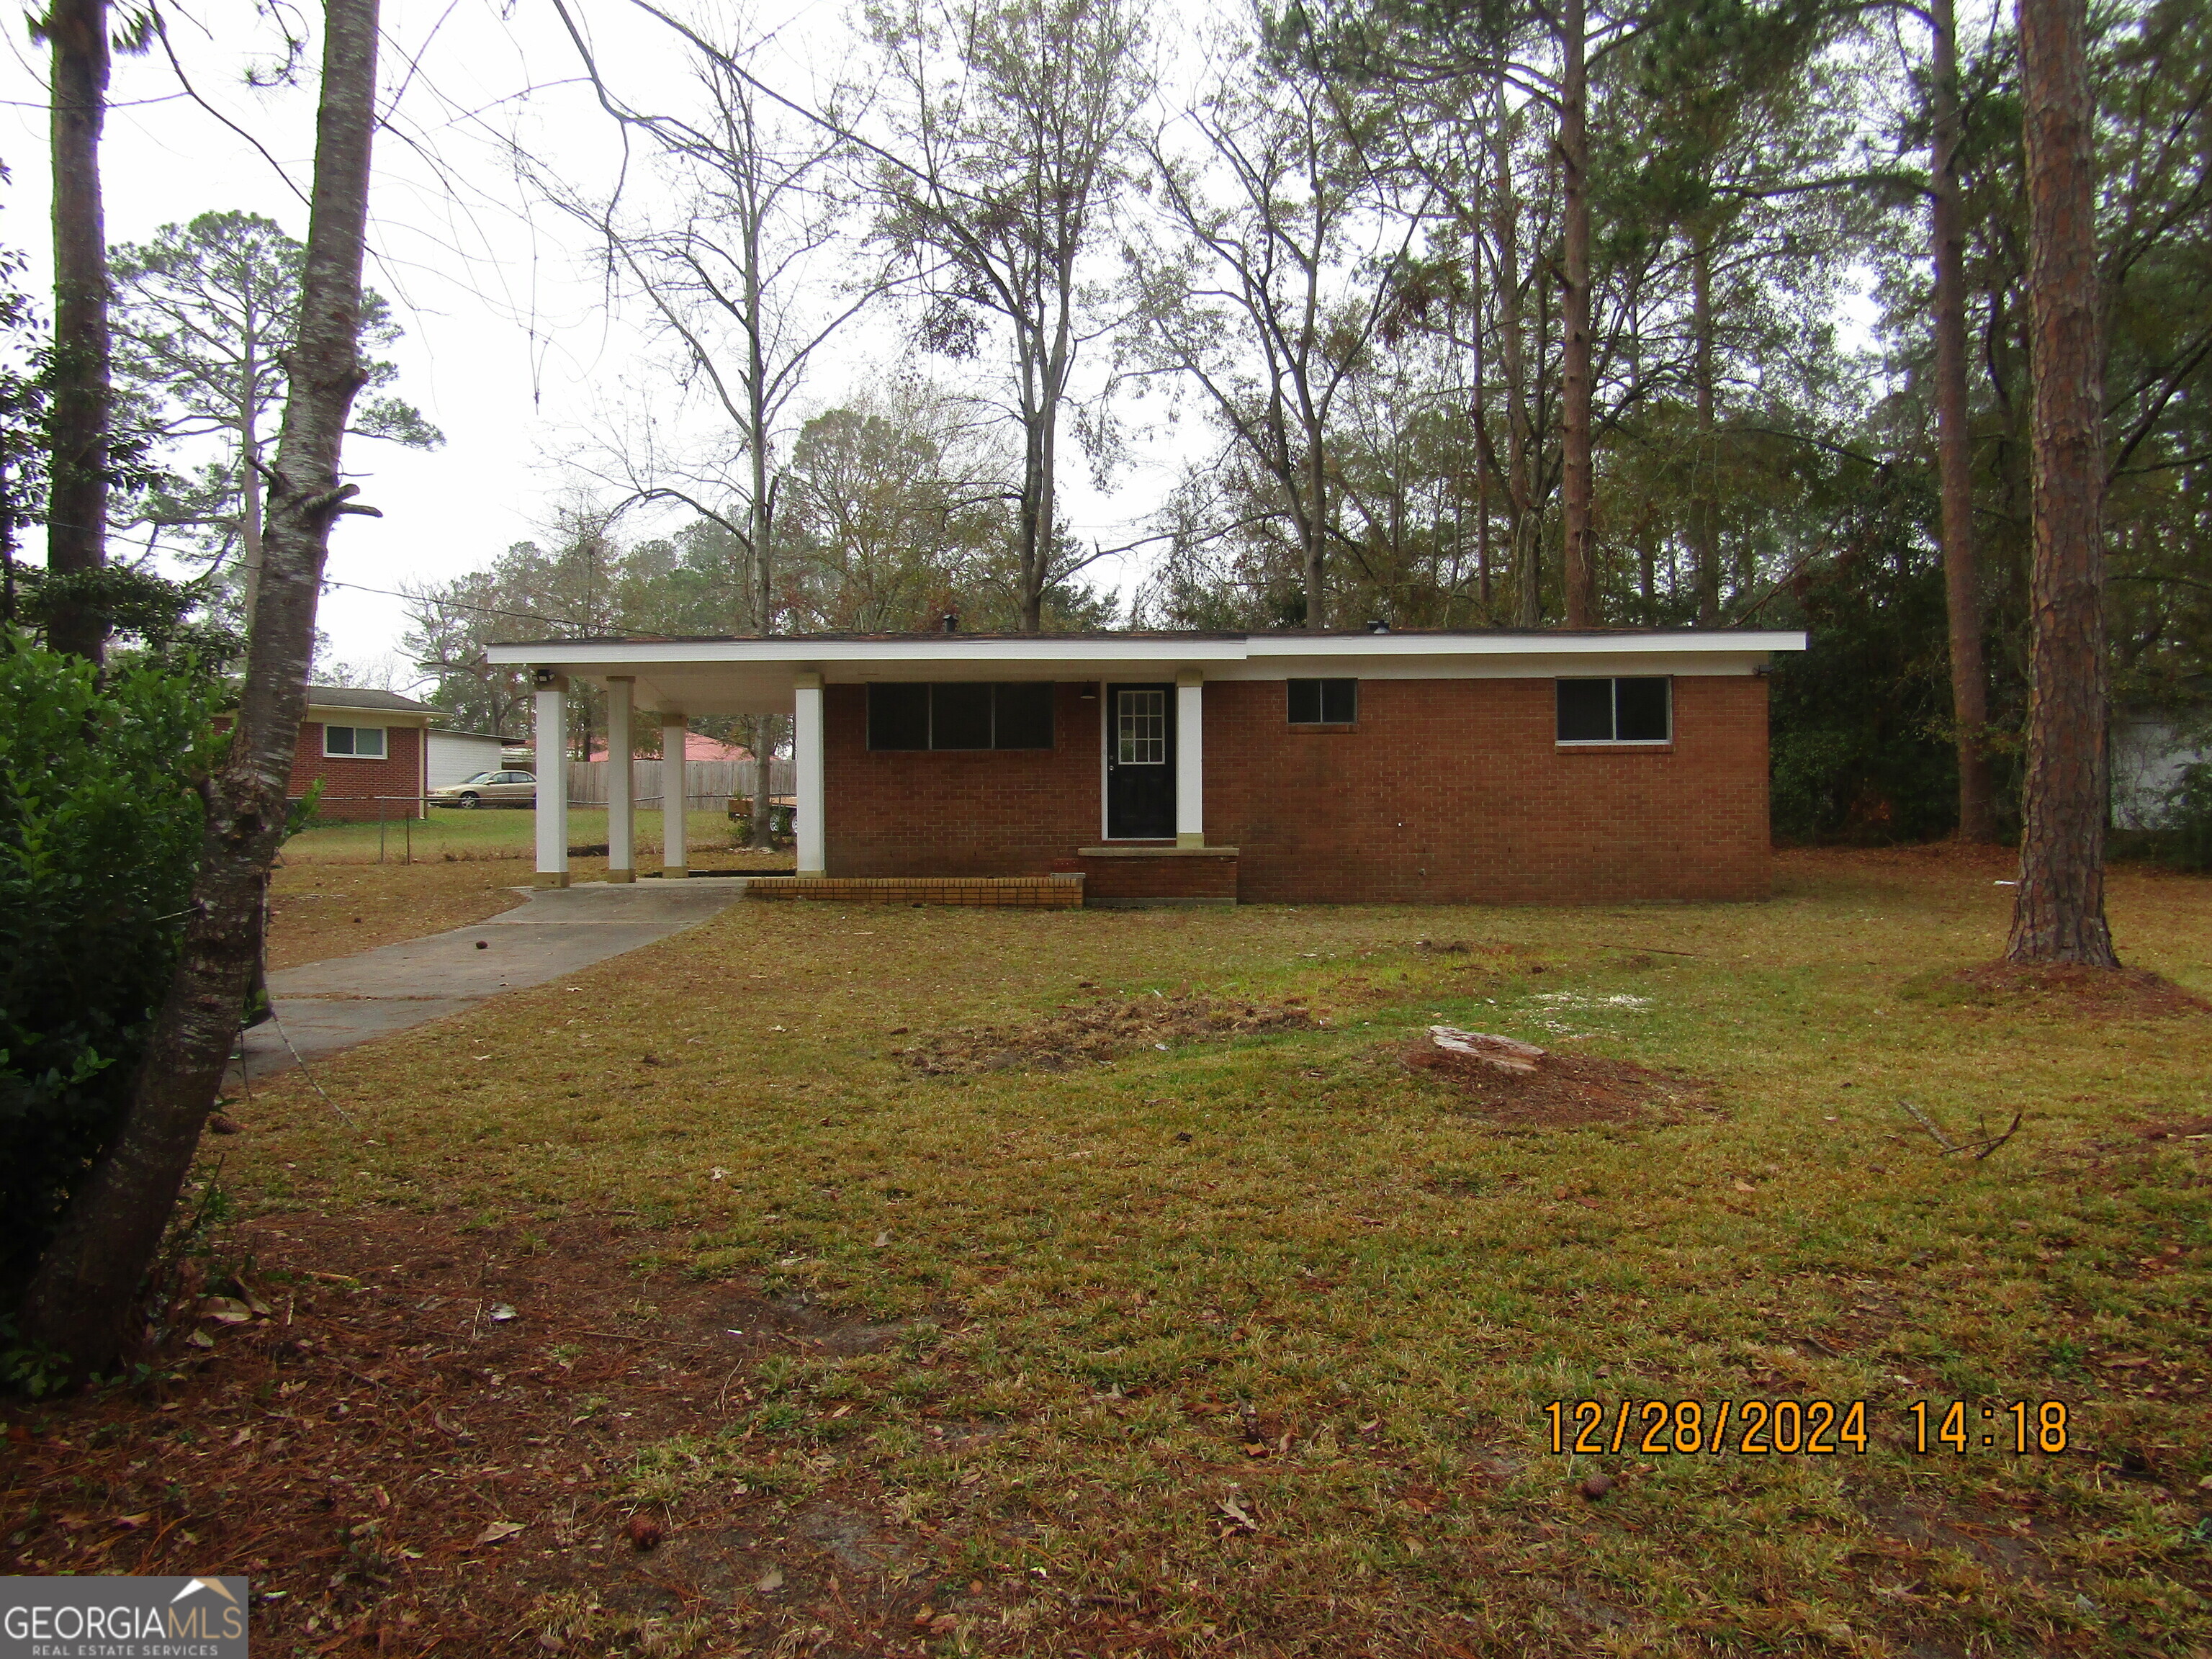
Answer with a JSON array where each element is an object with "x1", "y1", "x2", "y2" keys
[{"x1": 1102, "y1": 680, "x2": 1177, "y2": 840}]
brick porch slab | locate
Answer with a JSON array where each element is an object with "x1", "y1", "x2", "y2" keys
[{"x1": 745, "y1": 874, "x2": 1085, "y2": 908}]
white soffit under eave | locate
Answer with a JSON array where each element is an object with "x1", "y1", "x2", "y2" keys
[{"x1": 486, "y1": 631, "x2": 1806, "y2": 673}]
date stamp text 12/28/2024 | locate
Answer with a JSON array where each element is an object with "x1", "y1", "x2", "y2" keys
[{"x1": 1545, "y1": 1398, "x2": 2072, "y2": 1457}]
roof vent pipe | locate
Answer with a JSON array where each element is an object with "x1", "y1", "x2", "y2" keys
[
  {"x1": 942, "y1": 613, "x2": 959, "y2": 634},
  {"x1": 1365, "y1": 618, "x2": 1390, "y2": 634}
]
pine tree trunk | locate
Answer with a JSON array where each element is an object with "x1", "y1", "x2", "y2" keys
[
  {"x1": 17, "y1": 0, "x2": 385, "y2": 1372},
  {"x1": 1933, "y1": 0, "x2": 1996, "y2": 842},
  {"x1": 1690, "y1": 227, "x2": 1721, "y2": 627},
  {"x1": 44, "y1": 0, "x2": 111, "y2": 664},
  {"x1": 2005, "y1": 0, "x2": 2116, "y2": 968},
  {"x1": 1472, "y1": 233, "x2": 1491, "y2": 616},
  {"x1": 1557, "y1": 0, "x2": 1597, "y2": 629},
  {"x1": 1491, "y1": 110, "x2": 1537, "y2": 629}
]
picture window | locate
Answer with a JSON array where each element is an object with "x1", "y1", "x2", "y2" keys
[
  {"x1": 1556, "y1": 678, "x2": 1671, "y2": 744},
  {"x1": 1287, "y1": 678, "x2": 1357, "y2": 724},
  {"x1": 867, "y1": 683, "x2": 1056, "y2": 751}
]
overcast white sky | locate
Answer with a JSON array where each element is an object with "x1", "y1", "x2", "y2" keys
[{"x1": 0, "y1": 0, "x2": 1190, "y2": 683}]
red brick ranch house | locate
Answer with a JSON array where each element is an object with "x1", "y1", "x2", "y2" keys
[
  {"x1": 214, "y1": 685, "x2": 436, "y2": 823},
  {"x1": 482, "y1": 629, "x2": 1806, "y2": 906}
]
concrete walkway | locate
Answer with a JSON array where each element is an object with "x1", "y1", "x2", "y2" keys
[{"x1": 235, "y1": 878, "x2": 747, "y2": 1082}]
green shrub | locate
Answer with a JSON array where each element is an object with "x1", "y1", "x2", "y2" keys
[{"x1": 0, "y1": 634, "x2": 217, "y2": 1296}]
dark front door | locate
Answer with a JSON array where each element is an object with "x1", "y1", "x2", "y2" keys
[{"x1": 1105, "y1": 683, "x2": 1175, "y2": 839}]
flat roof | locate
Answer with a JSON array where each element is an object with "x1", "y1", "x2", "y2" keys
[{"x1": 484, "y1": 628, "x2": 1805, "y2": 716}]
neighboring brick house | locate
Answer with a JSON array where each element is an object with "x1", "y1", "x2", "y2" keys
[
  {"x1": 291, "y1": 685, "x2": 433, "y2": 822},
  {"x1": 485, "y1": 629, "x2": 1804, "y2": 904}
]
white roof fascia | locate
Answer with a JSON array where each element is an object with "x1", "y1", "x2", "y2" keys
[
  {"x1": 1207, "y1": 652, "x2": 1778, "y2": 681},
  {"x1": 1241, "y1": 630, "x2": 1804, "y2": 659},
  {"x1": 485, "y1": 637, "x2": 1251, "y2": 669},
  {"x1": 486, "y1": 630, "x2": 1804, "y2": 673}
]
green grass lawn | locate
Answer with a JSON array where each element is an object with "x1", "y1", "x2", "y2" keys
[
  {"x1": 285, "y1": 807, "x2": 755, "y2": 865},
  {"x1": 180, "y1": 851, "x2": 2212, "y2": 1650}
]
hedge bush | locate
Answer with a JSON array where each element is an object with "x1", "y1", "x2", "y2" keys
[{"x1": 0, "y1": 635, "x2": 216, "y2": 1297}]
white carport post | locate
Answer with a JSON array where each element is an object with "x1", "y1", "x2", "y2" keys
[
  {"x1": 661, "y1": 710, "x2": 688, "y2": 878},
  {"x1": 1175, "y1": 667, "x2": 1205, "y2": 848},
  {"x1": 794, "y1": 671, "x2": 826, "y2": 877},
  {"x1": 605, "y1": 676, "x2": 636, "y2": 882},
  {"x1": 533, "y1": 672, "x2": 570, "y2": 888}
]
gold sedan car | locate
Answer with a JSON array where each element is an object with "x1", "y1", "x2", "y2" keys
[{"x1": 428, "y1": 768, "x2": 536, "y2": 809}]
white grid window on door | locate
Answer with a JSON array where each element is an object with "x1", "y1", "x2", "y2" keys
[{"x1": 1117, "y1": 690, "x2": 1166, "y2": 765}]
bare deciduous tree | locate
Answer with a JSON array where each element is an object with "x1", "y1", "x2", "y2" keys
[
  {"x1": 864, "y1": 0, "x2": 1152, "y2": 631},
  {"x1": 544, "y1": 3, "x2": 869, "y2": 840},
  {"x1": 1132, "y1": 34, "x2": 1419, "y2": 631}
]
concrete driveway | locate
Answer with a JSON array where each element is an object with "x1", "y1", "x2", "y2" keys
[{"x1": 235, "y1": 879, "x2": 746, "y2": 1082}]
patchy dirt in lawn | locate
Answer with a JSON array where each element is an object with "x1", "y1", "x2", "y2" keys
[
  {"x1": 1400, "y1": 1038, "x2": 1711, "y2": 1129},
  {"x1": 1905, "y1": 961, "x2": 2212, "y2": 1019},
  {"x1": 899, "y1": 991, "x2": 1324, "y2": 1076},
  {"x1": 0, "y1": 1210, "x2": 1015, "y2": 1658}
]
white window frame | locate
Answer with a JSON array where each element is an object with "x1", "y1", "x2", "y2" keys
[{"x1": 323, "y1": 723, "x2": 389, "y2": 760}]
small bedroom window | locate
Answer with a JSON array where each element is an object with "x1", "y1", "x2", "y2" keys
[
  {"x1": 1287, "y1": 678, "x2": 1357, "y2": 724},
  {"x1": 323, "y1": 724, "x2": 388, "y2": 758},
  {"x1": 1556, "y1": 678, "x2": 1671, "y2": 745}
]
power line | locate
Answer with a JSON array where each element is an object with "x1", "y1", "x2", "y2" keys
[{"x1": 320, "y1": 577, "x2": 593, "y2": 632}]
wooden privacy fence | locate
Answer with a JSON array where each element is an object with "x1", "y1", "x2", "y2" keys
[{"x1": 565, "y1": 758, "x2": 794, "y2": 810}]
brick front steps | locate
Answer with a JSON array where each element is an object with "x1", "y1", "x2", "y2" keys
[
  {"x1": 745, "y1": 875, "x2": 1085, "y2": 908},
  {"x1": 1075, "y1": 845, "x2": 1240, "y2": 907}
]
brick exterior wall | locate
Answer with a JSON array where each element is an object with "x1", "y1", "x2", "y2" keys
[
  {"x1": 1202, "y1": 675, "x2": 1771, "y2": 904},
  {"x1": 822, "y1": 675, "x2": 1771, "y2": 903},
  {"x1": 824, "y1": 683, "x2": 1102, "y2": 876},
  {"x1": 292, "y1": 721, "x2": 426, "y2": 822}
]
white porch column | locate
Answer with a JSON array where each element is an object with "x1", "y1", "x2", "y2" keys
[
  {"x1": 605, "y1": 677, "x2": 636, "y2": 882},
  {"x1": 1175, "y1": 668, "x2": 1205, "y2": 848},
  {"x1": 661, "y1": 711, "x2": 688, "y2": 878},
  {"x1": 794, "y1": 671, "x2": 826, "y2": 877},
  {"x1": 533, "y1": 673, "x2": 570, "y2": 888}
]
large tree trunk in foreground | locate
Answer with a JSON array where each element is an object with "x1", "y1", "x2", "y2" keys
[
  {"x1": 1932, "y1": 0, "x2": 1996, "y2": 842},
  {"x1": 2005, "y1": 0, "x2": 2116, "y2": 968},
  {"x1": 43, "y1": 0, "x2": 112, "y2": 664},
  {"x1": 18, "y1": 0, "x2": 384, "y2": 1372},
  {"x1": 1557, "y1": 0, "x2": 1597, "y2": 629}
]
